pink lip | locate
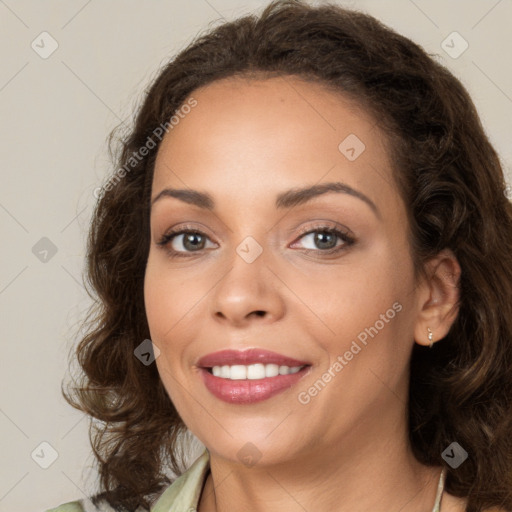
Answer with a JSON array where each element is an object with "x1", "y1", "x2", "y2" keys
[
  {"x1": 197, "y1": 349, "x2": 311, "y2": 405},
  {"x1": 197, "y1": 348, "x2": 310, "y2": 368}
]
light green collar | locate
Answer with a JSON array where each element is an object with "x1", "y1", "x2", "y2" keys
[{"x1": 152, "y1": 449, "x2": 210, "y2": 512}]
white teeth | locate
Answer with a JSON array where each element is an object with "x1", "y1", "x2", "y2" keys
[
  {"x1": 247, "y1": 363, "x2": 265, "y2": 380},
  {"x1": 210, "y1": 363, "x2": 303, "y2": 380},
  {"x1": 230, "y1": 365, "x2": 247, "y2": 380},
  {"x1": 265, "y1": 364, "x2": 280, "y2": 377}
]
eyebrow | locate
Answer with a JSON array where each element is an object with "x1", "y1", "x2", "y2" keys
[{"x1": 151, "y1": 181, "x2": 379, "y2": 217}]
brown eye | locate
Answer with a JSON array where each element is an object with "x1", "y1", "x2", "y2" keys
[
  {"x1": 157, "y1": 229, "x2": 216, "y2": 256},
  {"x1": 179, "y1": 232, "x2": 207, "y2": 251}
]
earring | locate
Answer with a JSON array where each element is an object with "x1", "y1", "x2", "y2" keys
[{"x1": 427, "y1": 327, "x2": 434, "y2": 348}]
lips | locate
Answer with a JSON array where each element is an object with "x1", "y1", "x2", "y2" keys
[
  {"x1": 197, "y1": 348, "x2": 310, "y2": 368},
  {"x1": 197, "y1": 348, "x2": 311, "y2": 404}
]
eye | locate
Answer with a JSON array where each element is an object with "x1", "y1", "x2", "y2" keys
[
  {"x1": 157, "y1": 227, "x2": 216, "y2": 257},
  {"x1": 156, "y1": 223, "x2": 355, "y2": 259},
  {"x1": 291, "y1": 225, "x2": 355, "y2": 254}
]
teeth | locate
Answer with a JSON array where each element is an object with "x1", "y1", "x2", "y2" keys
[{"x1": 211, "y1": 363, "x2": 303, "y2": 380}]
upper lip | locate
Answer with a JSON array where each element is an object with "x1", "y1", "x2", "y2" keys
[{"x1": 197, "y1": 349, "x2": 310, "y2": 368}]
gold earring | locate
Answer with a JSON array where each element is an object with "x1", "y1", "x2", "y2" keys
[{"x1": 427, "y1": 327, "x2": 434, "y2": 348}]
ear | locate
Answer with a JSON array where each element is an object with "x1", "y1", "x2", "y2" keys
[{"x1": 413, "y1": 249, "x2": 461, "y2": 347}]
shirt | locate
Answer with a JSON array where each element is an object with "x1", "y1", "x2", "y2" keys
[
  {"x1": 45, "y1": 450, "x2": 210, "y2": 512},
  {"x1": 45, "y1": 450, "x2": 445, "y2": 512}
]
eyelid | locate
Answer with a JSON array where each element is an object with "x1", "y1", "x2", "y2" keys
[
  {"x1": 156, "y1": 222, "x2": 218, "y2": 243},
  {"x1": 156, "y1": 220, "x2": 356, "y2": 257},
  {"x1": 292, "y1": 220, "x2": 354, "y2": 239},
  {"x1": 289, "y1": 222, "x2": 355, "y2": 253}
]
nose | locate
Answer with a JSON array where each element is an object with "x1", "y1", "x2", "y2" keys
[{"x1": 210, "y1": 246, "x2": 286, "y2": 327}]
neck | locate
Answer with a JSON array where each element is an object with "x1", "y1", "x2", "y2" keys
[{"x1": 198, "y1": 408, "x2": 442, "y2": 512}]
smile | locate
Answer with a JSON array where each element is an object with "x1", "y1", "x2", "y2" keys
[
  {"x1": 210, "y1": 363, "x2": 304, "y2": 379},
  {"x1": 197, "y1": 348, "x2": 311, "y2": 404}
]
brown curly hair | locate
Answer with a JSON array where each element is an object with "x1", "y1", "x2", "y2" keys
[{"x1": 63, "y1": 1, "x2": 512, "y2": 510}]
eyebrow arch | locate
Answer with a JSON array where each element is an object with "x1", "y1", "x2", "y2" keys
[
  {"x1": 151, "y1": 181, "x2": 379, "y2": 217},
  {"x1": 152, "y1": 188, "x2": 214, "y2": 210},
  {"x1": 275, "y1": 182, "x2": 379, "y2": 216}
]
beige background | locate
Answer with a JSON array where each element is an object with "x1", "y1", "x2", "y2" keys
[{"x1": 1, "y1": 0, "x2": 511, "y2": 510}]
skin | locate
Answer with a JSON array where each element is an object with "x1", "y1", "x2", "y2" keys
[{"x1": 144, "y1": 76, "x2": 465, "y2": 512}]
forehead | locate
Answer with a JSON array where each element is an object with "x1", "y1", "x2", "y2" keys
[{"x1": 152, "y1": 75, "x2": 397, "y2": 212}]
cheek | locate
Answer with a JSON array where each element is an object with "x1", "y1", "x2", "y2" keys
[
  {"x1": 143, "y1": 252, "x2": 213, "y2": 383},
  {"x1": 313, "y1": 250, "x2": 414, "y2": 366},
  {"x1": 144, "y1": 252, "x2": 195, "y2": 331},
  {"x1": 143, "y1": 255, "x2": 187, "y2": 350},
  {"x1": 299, "y1": 262, "x2": 398, "y2": 333},
  {"x1": 144, "y1": 260, "x2": 192, "y2": 403},
  {"x1": 144, "y1": 269, "x2": 169, "y2": 338}
]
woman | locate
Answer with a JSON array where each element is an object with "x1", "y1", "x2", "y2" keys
[{"x1": 47, "y1": 1, "x2": 512, "y2": 511}]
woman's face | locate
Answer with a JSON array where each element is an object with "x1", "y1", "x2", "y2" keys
[{"x1": 144, "y1": 76, "x2": 426, "y2": 466}]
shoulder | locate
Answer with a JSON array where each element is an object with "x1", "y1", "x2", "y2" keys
[{"x1": 44, "y1": 450, "x2": 210, "y2": 512}]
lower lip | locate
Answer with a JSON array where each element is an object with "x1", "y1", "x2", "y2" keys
[{"x1": 200, "y1": 367, "x2": 310, "y2": 404}]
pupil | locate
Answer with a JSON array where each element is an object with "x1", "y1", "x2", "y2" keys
[
  {"x1": 184, "y1": 233, "x2": 204, "y2": 251},
  {"x1": 315, "y1": 232, "x2": 335, "y2": 249}
]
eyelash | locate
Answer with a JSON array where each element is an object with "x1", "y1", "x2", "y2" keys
[{"x1": 156, "y1": 223, "x2": 356, "y2": 259}]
